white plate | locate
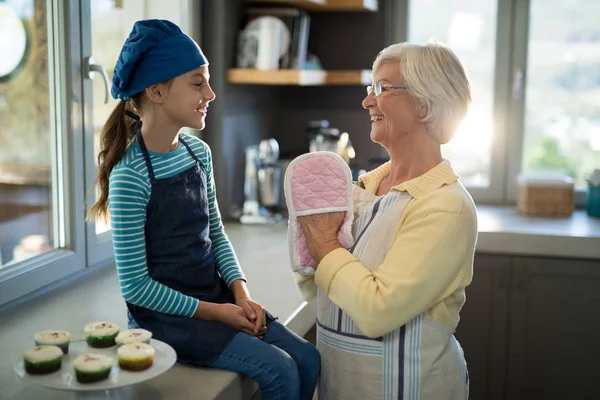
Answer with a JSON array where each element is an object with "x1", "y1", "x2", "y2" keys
[
  {"x1": 13, "y1": 337, "x2": 177, "y2": 392},
  {"x1": 237, "y1": 16, "x2": 291, "y2": 69}
]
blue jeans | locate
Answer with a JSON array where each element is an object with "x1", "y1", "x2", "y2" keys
[{"x1": 209, "y1": 320, "x2": 320, "y2": 400}]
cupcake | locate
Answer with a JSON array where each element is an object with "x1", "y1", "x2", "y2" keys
[
  {"x1": 34, "y1": 330, "x2": 71, "y2": 354},
  {"x1": 84, "y1": 321, "x2": 119, "y2": 348},
  {"x1": 23, "y1": 345, "x2": 63, "y2": 375},
  {"x1": 115, "y1": 328, "x2": 152, "y2": 346},
  {"x1": 117, "y1": 343, "x2": 155, "y2": 371},
  {"x1": 73, "y1": 353, "x2": 113, "y2": 383}
]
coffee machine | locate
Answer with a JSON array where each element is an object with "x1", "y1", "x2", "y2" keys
[
  {"x1": 307, "y1": 120, "x2": 356, "y2": 178},
  {"x1": 240, "y1": 138, "x2": 283, "y2": 224}
]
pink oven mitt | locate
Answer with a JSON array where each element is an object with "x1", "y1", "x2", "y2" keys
[{"x1": 284, "y1": 151, "x2": 354, "y2": 275}]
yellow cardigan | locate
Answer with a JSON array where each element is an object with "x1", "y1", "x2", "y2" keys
[{"x1": 295, "y1": 160, "x2": 478, "y2": 338}]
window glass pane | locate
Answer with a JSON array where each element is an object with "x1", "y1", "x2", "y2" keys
[
  {"x1": 0, "y1": 0, "x2": 58, "y2": 268},
  {"x1": 89, "y1": 1, "x2": 190, "y2": 234},
  {"x1": 91, "y1": 0, "x2": 132, "y2": 234},
  {"x1": 408, "y1": 0, "x2": 498, "y2": 186},
  {"x1": 521, "y1": 0, "x2": 600, "y2": 188}
]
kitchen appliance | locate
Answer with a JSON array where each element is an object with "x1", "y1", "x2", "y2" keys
[
  {"x1": 306, "y1": 120, "x2": 357, "y2": 178},
  {"x1": 240, "y1": 138, "x2": 284, "y2": 224},
  {"x1": 307, "y1": 120, "x2": 341, "y2": 154}
]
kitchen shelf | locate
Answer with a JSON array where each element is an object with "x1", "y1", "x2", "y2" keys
[
  {"x1": 227, "y1": 69, "x2": 371, "y2": 86},
  {"x1": 244, "y1": 0, "x2": 378, "y2": 12}
]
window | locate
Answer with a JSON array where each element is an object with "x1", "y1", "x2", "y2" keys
[
  {"x1": 521, "y1": 0, "x2": 600, "y2": 190},
  {"x1": 404, "y1": 0, "x2": 600, "y2": 204},
  {"x1": 0, "y1": 0, "x2": 57, "y2": 267},
  {"x1": 83, "y1": 0, "x2": 197, "y2": 264},
  {"x1": 0, "y1": 0, "x2": 88, "y2": 306},
  {"x1": 409, "y1": 0, "x2": 497, "y2": 188},
  {"x1": 0, "y1": 0, "x2": 199, "y2": 308}
]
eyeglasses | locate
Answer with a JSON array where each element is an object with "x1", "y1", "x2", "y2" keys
[{"x1": 366, "y1": 81, "x2": 408, "y2": 97}]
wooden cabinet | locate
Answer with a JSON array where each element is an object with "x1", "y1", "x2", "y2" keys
[
  {"x1": 457, "y1": 254, "x2": 600, "y2": 400},
  {"x1": 455, "y1": 254, "x2": 510, "y2": 400},
  {"x1": 506, "y1": 257, "x2": 600, "y2": 400},
  {"x1": 201, "y1": 0, "x2": 388, "y2": 215},
  {"x1": 243, "y1": 0, "x2": 378, "y2": 12},
  {"x1": 228, "y1": 0, "x2": 379, "y2": 86},
  {"x1": 227, "y1": 68, "x2": 371, "y2": 85}
]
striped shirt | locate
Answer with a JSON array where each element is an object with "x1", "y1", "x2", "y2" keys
[{"x1": 108, "y1": 133, "x2": 245, "y2": 318}]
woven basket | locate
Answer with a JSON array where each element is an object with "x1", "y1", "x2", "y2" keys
[{"x1": 517, "y1": 176, "x2": 575, "y2": 217}]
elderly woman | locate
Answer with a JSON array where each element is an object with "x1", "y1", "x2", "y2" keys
[{"x1": 296, "y1": 42, "x2": 478, "y2": 400}]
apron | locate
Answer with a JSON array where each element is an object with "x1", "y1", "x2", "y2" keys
[
  {"x1": 316, "y1": 185, "x2": 469, "y2": 400},
  {"x1": 126, "y1": 129, "x2": 273, "y2": 366}
]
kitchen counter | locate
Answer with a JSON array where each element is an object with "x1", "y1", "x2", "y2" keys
[
  {"x1": 476, "y1": 205, "x2": 600, "y2": 260},
  {"x1": 0, "y1": 223, "x2": 313, "y2": 400},
  {"x1": 1, "y1": 206, "x2": 599, "y2": 399}
]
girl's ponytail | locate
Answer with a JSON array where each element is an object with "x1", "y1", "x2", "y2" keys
[{"x1": 87, "y1": 100, "x2": 134, "y2": 222}]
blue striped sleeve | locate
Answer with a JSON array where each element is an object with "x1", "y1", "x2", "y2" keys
[
  {"x1": 108, "y1": 165, "x2": 199, "y2": 318},
  {"x1": 201, "y1": 142, "x2": 246, "y2": 285}
]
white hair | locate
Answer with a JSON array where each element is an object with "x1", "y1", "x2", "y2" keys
[{"x1": 372, "y1": 41, "x2": 471, "y2": 144}]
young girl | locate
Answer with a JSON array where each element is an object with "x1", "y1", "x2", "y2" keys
[{"x1": 88, "y1": 19, "x2": 319, "y2": 400}]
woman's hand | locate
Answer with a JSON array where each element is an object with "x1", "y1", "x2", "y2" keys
[
  {"x1": 236, "y1": 297, "x2": 267, "y2": 337},
  {"x1": 298, "y1": 212, "x2": 345, "y2": 264}
]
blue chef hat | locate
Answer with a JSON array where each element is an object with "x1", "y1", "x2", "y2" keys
[{"x1": 111, "y1": 19, "x2": 207, "y2": 101}]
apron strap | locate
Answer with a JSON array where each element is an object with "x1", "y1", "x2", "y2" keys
[
  {"x1": 348, "y1": 196, "x2": 384, "y2": 254},
  {"x1": 178, "y1": 136, "x2": 201, "y2": 163},
  {"x1": 134, "y1": 118, "x2": 203, "y2": 181},
  {"x1": 135, "y1": 129, "x2": 156, "y2": 181}
]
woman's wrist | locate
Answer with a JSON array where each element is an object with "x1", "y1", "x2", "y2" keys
[{"x1": 314, "y1": 240, "x2": 343, "y2": 264}]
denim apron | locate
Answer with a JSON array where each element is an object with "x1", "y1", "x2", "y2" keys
[{"x1": 126, "y1": 129, "x2": 253, "y2": 366}]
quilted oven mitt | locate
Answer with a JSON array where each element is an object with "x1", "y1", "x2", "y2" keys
[{"x1": 284, "y1": 151, "x2": 355, "y2": 276}]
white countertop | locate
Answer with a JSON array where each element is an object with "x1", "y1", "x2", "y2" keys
[
  {"x1": 1, "y1": 206, "x2": 599, "y2": 399},
  {"x1": 476, "y1": 206, "x2": 600, "y2": 260}
]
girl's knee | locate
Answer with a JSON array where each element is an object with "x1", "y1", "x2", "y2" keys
[
  {"x1": 276, "y1": 353, "x2": 300, "y2": 382},
  {"x1": 298, "y1": 341, "x2": 321, "y2": 371},
  {"x1": 264, "y1": 354, "x2": 300, "y2": 398}
]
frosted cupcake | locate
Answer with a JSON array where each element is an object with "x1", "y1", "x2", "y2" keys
[
  {"x1": 73, "y1": 353, "x2": 113, "y2": 383},
  {"x1": 34, "y1": 330, "x2": 71, "y2": 354},
  {"x1": 84, "y1": 321, "x2": 119, "y2": 348},
  {"x1": 115, "y1": 329, "x2": 152, "y2": 346},
  {"x1": 117, "y1": 343, "x2": 155, "y2": 371},
  {"x1": 23, "y1": 345, "x2": 63, "y2": 375}
]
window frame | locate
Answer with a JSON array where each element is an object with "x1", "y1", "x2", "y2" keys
[
  {"x1": 80, "y1": 0, "x2": 119, "y2": 268},
  {"x1": 505, "y1": 0, "x2": 530, "y2": 205},
  {"x1": 80, "y1": 0, "x2": 201, "y2": 268},
  {"x1": 0, "y1": 0, "x2": 87, "y2": 307},
  {"x1": 505, "y1": 0, "x2": 589, "y2": 207},
  {"x1": 0, "y1": 0, "x2": 201, "y2": 309}
]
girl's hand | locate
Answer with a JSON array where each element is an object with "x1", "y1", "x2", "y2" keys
[
  {"x1": 236, "y1": 297, "x2": 267, "y2": 336},
  {"x1": 193, "y1": 297, "x2": 265, "y2": 337},
  {"x1": 212, "y1": 303, "x2": 256, "y2": 332}
]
